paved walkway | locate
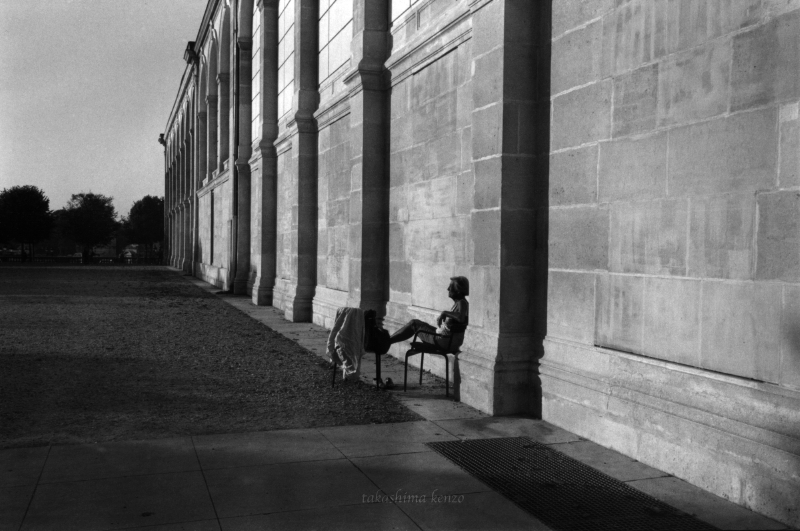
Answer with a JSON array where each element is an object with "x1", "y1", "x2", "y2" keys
[{"x1": 1, "y1": 274, "x2": 788, "y2": 531}]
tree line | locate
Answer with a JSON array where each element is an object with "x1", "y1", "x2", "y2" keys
[{"x1": 0, "y1": 185, "x2": 164, "y2": 262}]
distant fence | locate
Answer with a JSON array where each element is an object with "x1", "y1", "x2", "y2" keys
[{"x1": 0, "y1": 256, "x2": 163, "y2": 265}]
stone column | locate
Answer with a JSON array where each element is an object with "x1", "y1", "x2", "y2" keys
[
  {"x1": 217, "y1": 73, "x2": 231, "y2": 171},
  {"x1": 169, "y1": 161, "x2": 178, "y2": 266},
  {"x1": 282, "y1": 0, "x2": 319, "y2": 321},
  {"x1": 163, "y1": 143, "x2": 170, "y2": 265},
  {"x1": 176, "y1": 146, "x2": 186, "y2": 269},
  {"x1": 342, "y1": 0, "x2": 390, "y2": 315},
  {"x1": 234, "y1": 37, "x2": 253, "y2": 295},
  {"x1": 250, "y1": 0, "x2": 279, "y2": 305},
  {"x1": 193, "y1": 107, "x2": 206, "y2": 272},
  {"x1": 460, "y1": 0, "x2": 550, "y2": 415},
  {"x1": 163, "y1": 168, "x2": 169, "y2": 264},
  {"x1": 197, "y1": 112, "x2": 208, "y2": 185},
  {"x1": 206, "y1": 95, "x2": 218, "y2": 179},
  {"x1": 177, "y1": 146, "x2": 185, "y2": 269},
  {"x1": 183, "y1": 133, "x2": 193, "y2": 273}
]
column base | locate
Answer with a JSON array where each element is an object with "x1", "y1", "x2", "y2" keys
[
  {"x1": 251, "y1": 275, "x2": 274, "y2": 306},
  {"x1": 312, "y1": 286, "x2": 349, "y2": 328},
  {"x1": 273, "y1": 278, "x2": 314, "y2": 322},
  {"x1": 196, "y1": 262, "x2": 229, "y2": 290},
  {"x1": 233, "y1": 275, "x2": 249, "y2": 295},
  {"x1": 456, "y1": 352, "x2": 537, "y2": 416}
]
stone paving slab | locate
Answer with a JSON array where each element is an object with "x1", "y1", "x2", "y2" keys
[
  {"x1": 193, "y1": 428, "x2": 344, "y2": 470},
  {"x1": 203, "y1": 459, "x2": 377, "y2": 518},
  {"x1": 397, "y1": 490, "x2": 552, "y2": 531},
  {"x1": 218, "y1": 503, "x2": 419, "y2": 531},
  {"x1": 40, "y1": 438, "x2": 199, "y2": 484},
  {"x1": 628, "y1": 476, "x2": 788, "y2": 531},
  {"x1": 434, "y1": 417, "x2": 582, "y2": 445},
  {"x1": 0, "y1": 447, "x2": 48, "y2": 488},
  {"x1": 351, "y1": 451, "x2": 491, "y2": 497},
  {"x1": 547, "y1": 440, "x2": 670, "y2": 483},
  {"x1": 21, "y1": 471, "x2": 216, "y2": 531},
  {"x1": 394, "y1": 395, "x2": 486, "y2": 421},
  {"x1": 117, "y1": 520, "x2": 221, "y2": 531},
  {"x1": 0, "y1": 484, "x2": 34, "y2": 531},
  {"x1": 318, "y1": 421, "x2": 457, "y2": 458}
]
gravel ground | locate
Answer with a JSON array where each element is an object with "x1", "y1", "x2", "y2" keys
[{"x1": 0, "y1": 265, "x2": 420, "y2": 448}]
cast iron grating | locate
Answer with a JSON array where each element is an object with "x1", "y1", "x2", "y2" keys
[{"x1": 427, "y1": 437, "x2": 717, "y2": 531}]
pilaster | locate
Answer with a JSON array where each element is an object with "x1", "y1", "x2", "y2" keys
[
  {"x1": 163, "y1": 169, "x2": 169, "y2": 264},
  {"x1": 206, "y1": 95, "x2": 218, "y2": 180},
  {"x1": 250, "y1": 0, "x2": 279, "y2": 306},
  {"x1": 340, "y1": 0, "x2": 390, "y2": 315},
  {"x1": 182, "y1": 132, "x2": 193, "y2": 273},
  {"x1": 217, "y1": 73, "x2": 231, "y2": 171},
  {"x1": 278, "y1": 0, "x2": 319, "y2": 322},
  {"x1": 234, "y1": 37, "x2": 254, "y2": 295},
  {"x1": 459, "y1": 0, "x2": 550, "y2": 415},
  {"x1": 193, "y1": 109, "x2": 206, "y2": 274},
  {"x1": 170, "y1": 161, "x2": 179, "y2": 266},
  {"x1": 177, "y1": 145, "x2": 187, "y2": 269}
]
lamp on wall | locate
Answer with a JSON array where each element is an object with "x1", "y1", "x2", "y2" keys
[{"x1": 184, "y1": 41, "x2": 198, "y2": 65}]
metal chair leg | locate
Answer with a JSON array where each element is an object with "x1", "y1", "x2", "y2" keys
[
  {"x1": 375, "y1": 352, "x2": 381, "y2": 390},
  {"x1": 445, "y1": 354, "x2": 449, "y2": 397},
  {"x1": 404, "y1": 351, "x2": 411, "y2": 391},
  {"x1": 419, "y1": 353, "x2": 424, "y2": 384}
]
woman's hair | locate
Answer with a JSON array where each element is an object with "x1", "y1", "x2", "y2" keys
[{"x1": 449, "y1": 276, "x2": 469, "y2": 296}]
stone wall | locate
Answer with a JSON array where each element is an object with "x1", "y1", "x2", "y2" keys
[
  {"x1": 313, "y1": 113, "x2": 352, "y2": 328},
  {"x1": 385, "y1": 32, "x2": 474, "y2": 380},
  {"x1": 195, "y1": 176, "x2": 232, "y2": 289},
  {"x1": 198, "y1": 192, "x2": 212, "y2": 265},
  {"x1": 544, "y1": 0, "x2": 800, "y2": 525},
  {"x1": 212, "y1": 177, "x2": 231, "y2": 269},
  {"x1": 274, "y1": 145, "x2": 296, "y2": 307},
  {"x1": 318, "y1": 116, "x2": 352, "y2": 291}
]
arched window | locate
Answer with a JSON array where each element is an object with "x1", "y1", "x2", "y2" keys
[
  {"x1": 391, "y1": 0, "x2": 421, "y2": 22},
  {"x1": 318, "y1": 0, "x2": 352, "y2": 86},
  {"x1": 252, "y1": 3, "x2": 262, "y2": 141},
  {"x1": 277, "y1": 0, "x2": 295, "y2": 119}
]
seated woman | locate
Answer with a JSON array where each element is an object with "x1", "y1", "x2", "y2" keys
[{"x1": 388, "y1": 276, "x2": 469, "y2": 353}]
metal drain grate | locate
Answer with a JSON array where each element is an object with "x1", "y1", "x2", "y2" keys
[{"x1": 427, "y1": 437, "x2": 717, "y2": 531}]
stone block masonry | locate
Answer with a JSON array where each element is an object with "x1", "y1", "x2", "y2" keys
[
  {"x1": 546, "y1": 0, "x2": 800, "y2": 526},
  {"x1": 162, "y1": 0, "x2": 800, "y2": 526}
]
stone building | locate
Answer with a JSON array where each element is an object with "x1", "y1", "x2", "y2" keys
[{"x1": 162, "y1": 0, "x2": 800, "y2": 525}]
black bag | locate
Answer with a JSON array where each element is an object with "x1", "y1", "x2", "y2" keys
[{"x1": 364, "y1": 309, "x2": 391, "y2": 355}]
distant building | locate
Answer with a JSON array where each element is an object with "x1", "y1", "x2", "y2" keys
[
  {"x1": 163, "y1": 1, "x2": 800, "y2": 525},
  {"x1": 92, "y1": 239, "x2": 117, "y2": 258}
]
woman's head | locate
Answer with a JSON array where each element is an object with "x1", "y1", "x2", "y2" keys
[{"x1": 448, "y1": 276, "x2": 469, "y2": 299}]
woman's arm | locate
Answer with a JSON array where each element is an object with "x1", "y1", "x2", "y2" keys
[{"x1": 437, "y1": 309, "x2": 466, "y2": 325}]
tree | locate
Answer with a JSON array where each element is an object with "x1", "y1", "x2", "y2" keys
[
  {"x1": 0, "y1": 185, "x2": 53, "y2": 260},
  {"x1": 44, "y1": 209, "x2": 79, "y2": 256},
  {"x1": 62, "y1": 193, "x2": 118, "y2": 260},
  {"x1": 125, "y1": 195, "x2": 164, "y2": 258}
]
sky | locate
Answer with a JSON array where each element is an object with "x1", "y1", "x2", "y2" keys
[{"x1": 0, "y1": 0, "x2": 205, "y2": 218}]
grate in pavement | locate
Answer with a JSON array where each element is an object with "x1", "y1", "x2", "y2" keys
[{"x1": 427, "y1": 437, "x2": 717, "y2": 531}]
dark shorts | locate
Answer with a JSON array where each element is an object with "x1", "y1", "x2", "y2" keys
[{"x1": 415, "y1": 321, "x2": 463, "y2": 353}]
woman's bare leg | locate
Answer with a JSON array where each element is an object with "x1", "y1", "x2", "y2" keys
[{"x1": 389, "y1": 319, "x2": 434, "y2": 344}]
